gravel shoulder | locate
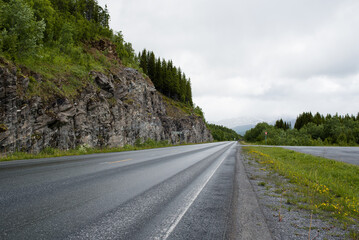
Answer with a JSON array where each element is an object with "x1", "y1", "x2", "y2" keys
[{"x1": 238, "y1": 146, "x2": 351, "y2": 240}]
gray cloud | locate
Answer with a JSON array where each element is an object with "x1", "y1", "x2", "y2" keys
[{"x1": 98, "y1": 0, "x2": 359, "y2": 122}]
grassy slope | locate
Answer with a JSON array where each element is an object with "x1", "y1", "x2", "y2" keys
[{"x1": 243, "y1": 146, "x2": 359, "y2": 230}]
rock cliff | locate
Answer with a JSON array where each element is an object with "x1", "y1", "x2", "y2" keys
[{"x1": 0, "y1": 64, "x2": 212, "y2": 154}]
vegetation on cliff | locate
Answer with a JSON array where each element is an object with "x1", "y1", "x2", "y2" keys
[
  {"x1": 245, "y1": 112, "x2": 359, "y2": 146},
  {"x1": 0, "y1": 0, "x2": 196, "y2": 110}
]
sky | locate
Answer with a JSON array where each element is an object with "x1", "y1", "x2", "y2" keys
[{"x1": 97, "y1": 0, "x2": 359, "y2": 125}]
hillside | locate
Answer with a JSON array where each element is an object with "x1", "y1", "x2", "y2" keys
[
  {"x1": 207, "y1": 124, "x2": 241, "y2": 141},
  {"x1": 0, "y1": 0, "x2": 212, "y2": 153}
]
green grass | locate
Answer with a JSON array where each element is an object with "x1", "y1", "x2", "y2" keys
[
  {"x1": 243, "y1": 146, "x2": 359, "y2": 227},
  {"x1": 0, "y1": 139, "x2": 195, "y2": 162},
  {"x1": 161, "y1": 94, "x2": 199, "y2": 118},
  {"x1": 1, "y1": 42, "x2": 116, "y2": 101}
]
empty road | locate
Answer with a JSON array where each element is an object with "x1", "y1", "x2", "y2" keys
[
  {"x1": 0, "y1": 142, "x2": 271, "y2": 240},
  {"x1": 280, "y1": 146, "x2": 359, "y2": 166}
]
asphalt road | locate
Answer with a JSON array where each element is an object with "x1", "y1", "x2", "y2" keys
[
  {"x1": 280, "y1": 146, "x2": 359, "y2": 166},
  {"x1": 0, "y1": 142, "x2": 271, "y2": 240}
]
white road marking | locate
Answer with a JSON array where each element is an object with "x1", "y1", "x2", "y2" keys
[{"x1": 152, "y1": 143, "x2": 235, "y2": 240}]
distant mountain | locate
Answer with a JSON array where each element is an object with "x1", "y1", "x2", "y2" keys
[
  {"x1": 213, "y1": 116, "x2": 296, "y2": 136},
  {"x1": 213, "y1": 116, "x2": 268, "y2": 128},
  {"x1": 233, "y1": 124, "x2": 256, "y2": 136}
]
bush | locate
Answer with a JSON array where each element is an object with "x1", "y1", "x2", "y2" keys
[
  {"x1": 245, "y1": 113, "x2": 359, "y2": 146},
  {"x1": 0, "y1": 0, "x2": 45, "y2": 57}
]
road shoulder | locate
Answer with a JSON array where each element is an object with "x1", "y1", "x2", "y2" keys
[
  {"x1": 240, "y1": 146, "x2": 351, "y2": 239},
  {"x1": 229, "y1": 146, "x2": 273, "y2": 240}
]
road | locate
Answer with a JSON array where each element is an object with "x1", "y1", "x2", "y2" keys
[
  {"x1": 0, "y1": 142, "x2": 271, "y2": 240},
  {"x1": 280, "y1": 146, "x2": 359, "y2": 166}
]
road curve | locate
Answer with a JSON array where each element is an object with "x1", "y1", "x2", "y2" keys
[{"x1": 0, "y1": 142, "x2": 271, "y2": 240}]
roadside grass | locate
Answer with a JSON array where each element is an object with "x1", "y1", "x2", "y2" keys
[
  {"x1": 0, "y1": 139, "x2": 196, "y2": 162},
  {"x1": 243, "y1": 146, "x2": 359, "y2": 233},
  {"x1": 239, "y1": 141, "x2": 255, "y2": 145},
  {"x1": 243, "y1": 141, "x2": 359, "y2": 147}
]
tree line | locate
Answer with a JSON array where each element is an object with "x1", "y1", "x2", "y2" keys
[
  {"x1": 245, "y1": 112, "x2": 359, "y2": 146},
  {"x1": 207, "y1": 124, "x2": 241, "y2": 141},
  {"x1": 0, "y1": 0, "x2": 195, "y2": 107},
  {"x1": 0, "y1": 0, "x2": 111, "y2": 57},
  {"x1": 138, "y1": 49, "x2": 193, "y2": 106}
]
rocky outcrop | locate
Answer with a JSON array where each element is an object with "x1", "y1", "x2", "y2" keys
[{"x1": 0, "y1": 65, "x2": 212, "y2": 153}]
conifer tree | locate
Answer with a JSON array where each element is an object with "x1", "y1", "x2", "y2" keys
[
  {"x1": 186, "y1": 79, "x2": 193, "y2": 106},
  {"x1": 139, "y1": 49, "x2": 148, "y2": 75},
  {"x1": 294, "y1": 112, "x2": 314, "y2": 130},
  {"x1": 147, "y1": 51, "x2": 156, "y2": 83},
  {"x1": 154, "y1": 57, "x2": 162, "y2": 91},
  {"x1": 161, "y1": 59, "x2": 168, "y2": 95},
  {"x1": 313, "y1": 112, "x2": 324, "y2": 125}
]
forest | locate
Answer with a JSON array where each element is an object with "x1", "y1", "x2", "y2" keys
[
  {"x1": 207, "y1": 124, "x2": 241, "y2": 141},
  {"x1": 0, "y1": 0, "x2": 194, "y2": 107},
  {"x1": 244, "y1": 112, "x2": 359, "y2": 146},
  {"x1": 138, "y1": 50, "x2": 193, "y2": 106}
]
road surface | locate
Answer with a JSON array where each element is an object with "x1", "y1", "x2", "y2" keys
[
  {"x1": 0, "y1": 142, "x2": 271, "y2": 240},
  {"x1": 280, "y1": 146, "x2": 359, "y2": 166}
]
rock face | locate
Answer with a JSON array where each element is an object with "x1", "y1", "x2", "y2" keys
[{"x1": 0, "y1": 65, "x2": 212, "y2": 153}]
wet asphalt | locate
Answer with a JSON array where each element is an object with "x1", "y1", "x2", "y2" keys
[{"x1": 0, "y1": 142, "x2": 249, "y2": 240}]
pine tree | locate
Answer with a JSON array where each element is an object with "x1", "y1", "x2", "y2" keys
[
  {"x1": 154, "y1": 57, "x2": 162, "y2": 91},
  {"x1": 185, "y1": 79, "x2": 193, "y2": 106},
  {"x1": 172, "y1": 66, "x2": 180, "y2": 100},
  {"x1": 139, "y1": 49, "x2": 148, "y2": 75},
  {"x1": 178, "y1": 69, "x2": 186, "y2": 103},
  {"x1": 161, "y1": 59, "x2": 168, "y2": 95},
  {"x1": 294, "y1": 112, "x2": 314, "y2": 130},
  {"x1": 147, "y1": 51, "x2": 156, "y2": 82},
  {"x1": 166, "y1": 60, "x2": 174, "y2": 97},
  {"x1": 313, "y1": 112, "x2": 324, "y2": 125}
]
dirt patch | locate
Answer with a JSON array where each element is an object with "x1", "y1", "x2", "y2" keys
[{"x1": 239, "y1": 147, "x2": 352, "y2": 240}]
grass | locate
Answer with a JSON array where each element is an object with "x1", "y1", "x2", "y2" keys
[
  {"x1": 0, "y1": 41, "x2": 117, "y2": 102},
  {"x1": 243, "y1": 146, "x2": 359, "y2": 230},
  {"x1": 161, "y1": 94, "x2": 201, "y2": 118},
  {"x1": 0, "y1": 139, "x2": 195, "y2": 162}
]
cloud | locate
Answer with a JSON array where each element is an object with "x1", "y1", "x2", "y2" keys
[{"x1": 98, "y1": 0, "x2": 359, "y2": 123}]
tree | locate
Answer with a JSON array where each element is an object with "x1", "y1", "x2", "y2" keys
[
  {"x1": 185, "y1": 79, "x2": 193, "y2": 106},
  {"x1": 313, "y1": 112, "x2": 324, "y2": 125},
  {"x1": 147, "y1": 51, "x2": 156, "y2": 82},
  {"x1": 275, "y1": 119, "x2": 284, "y2": 129},
  {"x1": 139, "y1": 49, "x2": 148, "y2": 75},
  {"x1": 275, "y1": 119, "x2": 291, "y2": 130},
  {"x1": 294, "y1": 112, "x2": 314, "y2": 130},
  {"x1": 136, "y1": 48, "x2": 194, "y2": 106},
  {"x1": 244, "y1": 122, "x2": 271, "y2": 142},
  {"x1": 0, "y1": 0, "x2": 45, "y2": 57},
  {"x1": 154, "y1": 57, "x2": 162, "y2": 91},
  {"x1": 26, "y1": 0, "x2": 56, "y2": 42},
  {"x1": 161, "y1": 59, "x2": 169, "y2": 95},
  {"x1": 207, "y1": 123, "x2": 240, "y2": 141}
]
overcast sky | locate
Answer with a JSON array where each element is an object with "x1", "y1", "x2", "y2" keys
[{"x1": 97, "y1": 0, "x2": 359, "y2": 125}]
